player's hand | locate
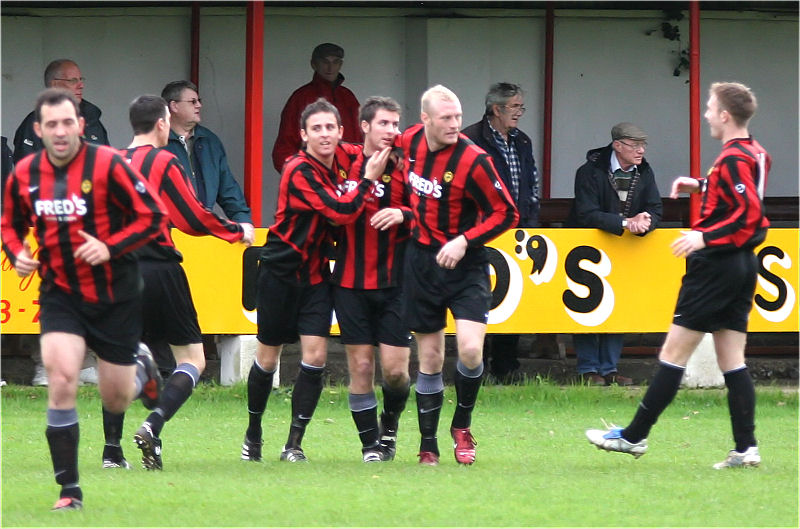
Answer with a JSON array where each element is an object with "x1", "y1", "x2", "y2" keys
[
  {"x1": 671, "y1": 230, "x2": 706, "y2": 258},
  {"x1": 13, "y1": 240, "x2": 40, "y2": 277},
  {"x1": 240, "y1": 223, "x2": 255, "y2": 246},
  {"x1": 670, "y1": 176, "x2": 700, "y2": 199},
  {"x1": 390, "y1": 146, "x2": 405, "y2": 172},
  {"x1": 436, "y1": 235, "x2": 468, "y2": 270},
  {"x1": 370, "y1": 208, "x2": 403, "y2": 231},
  {"x1": 74, "y1": 229, "x2": 111, "y2": 266},
  {"x1": 363, "y1": 147, "x2": 391, "y2": 181}
]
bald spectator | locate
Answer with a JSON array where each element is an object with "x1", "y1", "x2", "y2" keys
[
  {"x1": 13, "y1": 59, "x2": 109, "y2": 163},
  {"x1": 271, "y1": 43, "x2": 360, "y2": 172}
]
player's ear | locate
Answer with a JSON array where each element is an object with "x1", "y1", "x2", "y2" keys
[
  {"x1": 33, "y1": 121, "x2": 43, "y2": 139},
  {"x1": 361, "y1": 120, "x2": 370, "y2": 135}
]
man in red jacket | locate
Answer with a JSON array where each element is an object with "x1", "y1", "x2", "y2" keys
[{"x1": 271, "y1": 43, "x2": 360, "y2": 172}]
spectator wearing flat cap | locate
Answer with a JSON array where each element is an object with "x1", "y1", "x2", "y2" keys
[
  {"x1": 271, "y1": 43, "x2": 361, "y2": 172},
  {"x1": 566, "y1": 122, "x2": 663, "y2": 386}
]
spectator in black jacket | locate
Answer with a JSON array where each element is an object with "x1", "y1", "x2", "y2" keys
[
  {"x1": 565, "y1": 122, "x2": 663, "y2": 386},
  {"x1": 13, "y1": 59, "x2": 109, "y2": 164},
  {"x1": 463, "y1": 82, "x2": 541, "y2": 383}
]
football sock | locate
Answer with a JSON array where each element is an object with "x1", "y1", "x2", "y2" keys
[
  {"x1": 416, "y1": 372, "x2": 444, "y2": 455},
  {"x1": 285, "y1": 362, "x2": 324, "y2": 450},
  {"x1": 102, "y1": 405, "x2": 124, "y2": 446},
  {"x1": 451, "y1": 360, "x2": 484, "y2": 430},
  {"x1": 246, "y1": 360, "x2": 275, "y2": 442},
  {"x1": 723, "y1": 366, "x2": 757, "y2": 452},
  {"x1": 349, "y1": 391, "x2": 380, "y2": 450},
  {"x1": 46, "y1": 408, "x2": 81, "y2": 501},
  {"x1": 381, "y1": 380, "x2": 410, "y2": 431},
  {"x1": 146, "y1": 363, "x2": 199, "y2": 438},
  {"x1": 622, "y1": 361, "x2": 685, "y2": 443}
]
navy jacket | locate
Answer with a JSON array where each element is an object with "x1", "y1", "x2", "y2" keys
[
  {"x1": 565, "y1": 144, "x2": 662, "y2": 235},
  {"x1": 164, "y1": 126, "x2": 252, "y2": 224},
  {"x1": 462, "y1": 117, "x2": 539, "y2": 227},
  {"x1": 13, "y1": 99, "x2": 109, "y2": 164}
]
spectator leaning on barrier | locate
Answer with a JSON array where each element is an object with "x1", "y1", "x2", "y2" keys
[
  {"x1": 271, "y1": 43, "x2": 361, "y2": 172},
  {"x1": 565, "y1": 122, "x2": 663, "y2": 386},
  {"x1": 463, "y1": 82, "x2": 541, "y2": 383}
]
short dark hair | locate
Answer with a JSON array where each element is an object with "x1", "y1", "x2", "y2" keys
[
  {"x1": 300, "y1": 98, "x2": 341, "y2": 130},
  {"x1": 161, "y1": 80, "x2": 199, "y2": 104},
  {"x1": 130, "y1": 95, "x2": 169, "y2": 135},
  {"x1": 484, "y1": 82, "x2": 523, "y2": 116},
  {"x1": 359, "y1": 96, "x2": 402, "y2": 125},
  {"x1": 34, "y1": 88, "x2": 80, "y2": 123},
  {"x1": 710, "y1": 82, "x2": 757, "y2": 127},
  {"x1": 44, "y1": 59, "x2": 76, "y2": 87}
]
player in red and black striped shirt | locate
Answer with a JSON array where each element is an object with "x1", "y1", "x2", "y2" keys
[
  {"x1": 398, "y1": 85, "x2": 518, "y2": 466},
  {"x1": 330, "y1": 96, "x2": 414, "y2": 462},
  {"x1": 587, "y1": 82, "x2": 770, "y2": 469},
  {"x1": 0, "y1": 89, "x2": 166, "y2": 511},
  {"x1": 112, "y1": 95, "x2": 253, "y2": 471},
  {"x1": 241, "y1": 98, "x2": 391, "y2": 463}
]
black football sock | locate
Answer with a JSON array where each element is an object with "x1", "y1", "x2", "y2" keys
[
  {"x1": 349, "y1": 391, "x2": 380, "y2": 450},
  {"x1": 246, "y1": 360, "x2": 275, "y2": 442},
  {"x1": 416, "y1": 372, "x2": 444, "y2": 455},
  {"x1": 146, "y1": 363, "x2": 199, "y2": 438},
  {"x1": 723, "y1": 366, "x2": 757, "y2": 452},
  {"x1": 285, "y1": 362, "x2": 324, "y2": 450},
  {"x1": 46, "y1": 408, "x2": 82, "y2": 501},
  {"x1": 381, "y1": 380, "x2": 410, "y2": 431},
  {"x1": 102, "y1": 405, "x2": 124, "y2": 446},
  {"x1": 622, "y1": 361, "x2": 685, "y2": 443},
  {"x1": 451, "y1": 360, "x2": 484, "y2": 430}
]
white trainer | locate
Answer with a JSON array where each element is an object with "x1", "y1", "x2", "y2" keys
[
  {"x1": 586, "y1": 427, "x2": 648, "y2": 459},
  {"x1": 713, "y1": 446, "x2": 760, "y2": 469}
]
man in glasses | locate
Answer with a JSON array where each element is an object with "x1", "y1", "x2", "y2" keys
[
  {"x1": 160, "y1": 80, "x2": 254, "y2": 377},
  {"x1": 13, "y1": 59, "x2": 109, "y2": 164},
  {"x1": 565, "y1": 122, "x2": 663, "y2": 386},
  {"x1": 463, "y1": 82, "x2": 541, "y2": 384}
]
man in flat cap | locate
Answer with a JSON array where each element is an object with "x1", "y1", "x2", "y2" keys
[
  {"x1": 272, "y1": 43, "x2": 361, "y2": 172},
  {"x1": 565, "y1": 122, "x2": 663, "y2": 386}
]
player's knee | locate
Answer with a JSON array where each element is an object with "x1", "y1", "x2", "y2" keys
[{"x1": 382, "y1": 369, "x2": 409, "y2": 388}]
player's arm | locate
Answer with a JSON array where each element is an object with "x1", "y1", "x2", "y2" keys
[
  {"x1": 160, "y1": 158, "x2": 246, "y2": 244},
  {"x1": 0, "y1": 171, "x2": 39, "y2": 274},
  {"x1": 371, "y1": 165, "x2": 413, "y2": 231},
  {"x1": 290, "y1": 160, "x2": 375, "y2": 225},
  {"x1": 460, "y1": 156, "x2": 519, "y2": 247},
  {"x1": 103, "y1": 157, "x2": 168, "y2": 257}
]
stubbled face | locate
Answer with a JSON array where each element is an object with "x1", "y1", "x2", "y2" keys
[
  {"x1": 362, "y1": 108, "x2": 400, "y2": 155},
  {"x1": 34, "y1": 100, "x2": 85, "y2": 166},
  {"x1": 312, "y1": 55, "x2": 343, "y2": 83},
  {"x1": 422, "y1": 97, "x2": 462, "y2": 151},
  {"x1": 172, "y1": 88, "x2": 202, "y2": 126},
  {"x1": 300, "y1": 111, "x2": 342, "y2": 161},
  {"x1": 51, "y1": 62, "x2": 84, "y2": 103},
  {"x1": 704, "y1": 93, "x2": 725, "y2": 140}
]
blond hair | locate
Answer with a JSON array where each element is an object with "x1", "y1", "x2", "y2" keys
[
  {"x1": 710, "y1": 82, "x2": 757, "y2": 127},
  {"x1": 421, "y1": 84, "x2": 460, "y2": 114}
]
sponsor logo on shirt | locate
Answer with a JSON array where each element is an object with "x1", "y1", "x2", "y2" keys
[
  {"x1": 34, "y1": 194, "x2": 87, "y2": 221},
  {"x1": 409, "y1": 171, "x2": 442, "y2": 199}
]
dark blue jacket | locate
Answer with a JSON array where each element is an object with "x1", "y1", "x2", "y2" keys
[
  {"x1": 164, "y1": 126, "x2": 252, "y2": 224},
  {"x1": 13, "y1": 99, "x2": 109, "y2": 164},
  {"x1": 565, "y1": 144, "x2": 662, "y2": 235},
  {"x1": 462, "y1": 117, "x2": 539, "y2": 227}
]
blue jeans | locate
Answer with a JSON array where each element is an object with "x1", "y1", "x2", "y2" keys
[{"x1": 573, "y1": 333, "x2": 624, "y2": 376}]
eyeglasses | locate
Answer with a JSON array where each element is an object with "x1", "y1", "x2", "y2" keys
[
  {"x1": 618, "y1": 140, "x2": 648, "y2": 151},
  {"x1": 54, "y1": 77, "x2": 86, "y2": 84},
  {"x1": 503, "y1": 104, "x2": 526, "y2": 115},
  {"x1": 177, "y1": 98, "x2": 203, "y2": 106}
]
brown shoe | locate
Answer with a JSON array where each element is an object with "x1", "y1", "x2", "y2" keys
[
  {"x1": 605, "y1": 373, "x2": 633, "y2": 386},
  {"x1": 581, "y1": 372, "x2": 607, "y2": 386}
]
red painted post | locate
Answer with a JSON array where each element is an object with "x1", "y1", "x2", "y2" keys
[{"x1": 244, "y1": 1, "x2": 264, "y2": 226}]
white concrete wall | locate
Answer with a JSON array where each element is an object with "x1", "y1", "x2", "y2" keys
[{"x1": 2, "y1": 5, "x2": 797, "y2": 224}]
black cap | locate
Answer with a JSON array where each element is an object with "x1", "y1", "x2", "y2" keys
[{"x1": 312, "y1": 43, "x2": 344, "y2": 61}]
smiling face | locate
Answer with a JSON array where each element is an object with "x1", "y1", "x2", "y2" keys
[
  {"x1": 421, "y1": 97, "x2": 462, "y2": 151},
  {"x1": 362, "y1": 108, "x2": 400, "y2": 156},
  {"x1": 33, "y1": 99, "x2": 85, "y2": 167},
  {"x1": 300, "y1": 111, "x2": 342, "y2": 163}
]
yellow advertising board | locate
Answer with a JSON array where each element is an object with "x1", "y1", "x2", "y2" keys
[{"x1": 2, "y1": 228, "x2": 797, "y2": 334}]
